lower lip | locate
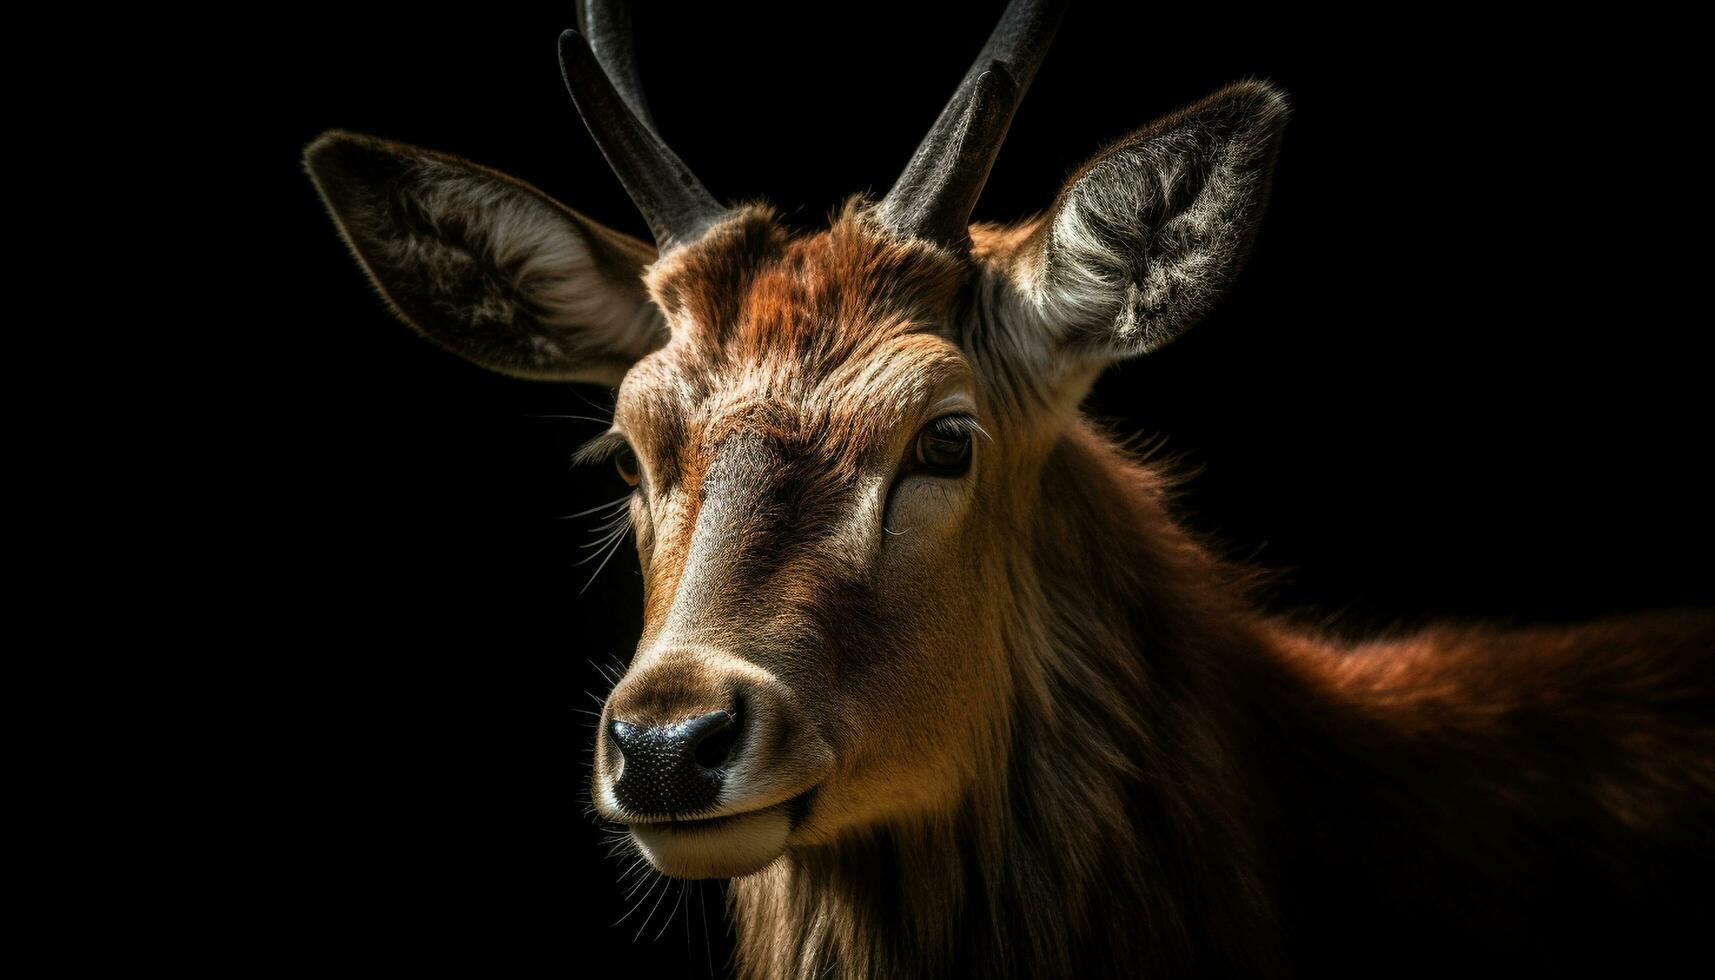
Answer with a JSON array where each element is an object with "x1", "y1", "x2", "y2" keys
[
  {"x1": 640, "y1": 812, "x2": 744, "y2": 833},
  {"x1": 628, "y1": 804, "x2": 794, "y2": 879}
]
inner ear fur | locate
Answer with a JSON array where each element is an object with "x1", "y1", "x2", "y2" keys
[
  {"x1": 1003, "y1": 79, "x2": 1290, "y2": 360},
  {"x1": 304, "y1": 130, "x2": 664, "y2": 385}
]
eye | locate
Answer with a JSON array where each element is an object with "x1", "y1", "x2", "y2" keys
[
  {"x1": 914, "y1": 416, "x2": 974, "y2": 476},
  {"x1": 614, "y1": 445, "x2": 641, "y2": 487}
]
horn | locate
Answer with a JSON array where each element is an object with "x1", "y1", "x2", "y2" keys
[
  {"x1": 575, "y1": 0, "x2": 658, "y2": 132},
  {"x1": 558, "y1": 27, "x2": 726, "y2": 248},
  {"x1": 877, "y1": 0, "x2": 1067, "y2": 248}
]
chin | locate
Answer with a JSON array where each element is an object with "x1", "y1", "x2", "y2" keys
[{"x1": 628, "y1": 804, "x2": 794, "y2": 879}]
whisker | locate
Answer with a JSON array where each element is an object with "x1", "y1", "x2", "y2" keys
[
  {"x1": 526, "y1": 413, "x2": 612, "y2": 424},
  {"x1": 586, "y1": 658, "x2": 625, "y2": 689},
  {"x1": 621, "y1": 864, "x2": 657, "y2": 902},
  {"x1": 635, "y1": 871, "x2": 675, "y2": 942},
  {"x1": 582, "y1": 521, "x2": 633, "y2": 594},
  {"x1": 584, "y1": 513, "x2": 632, "y2": 536},
  {"x1": 560, "y1": 496, "x2": 631, "y2": 519},
  {"x1": 576, "y1": 521, "x2": 632, "y2": 563},
  {"x1": 616, "y1": 872, "x2": 665, "y2": 928},
  {"x1": 578, "y1": 527, "x2": 628, "y2": 552},
  {"x1": 571, "y1": 388, "x2": 617, "y2": 419},
  {"x1": 655, "y1": 878, "x2": 687, "y2": 942}
]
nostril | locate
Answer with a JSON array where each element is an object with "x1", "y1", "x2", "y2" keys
[{"x1": 691, "y1": 710, "x2": 740, "y2": 770}]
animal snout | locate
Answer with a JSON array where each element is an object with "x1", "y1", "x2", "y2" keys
[
  {"x1": 597, "y1": 650, "x2": 831, "y2": 829},
  {"x1": 607, "y1": 706, "x2": 742, "y2": 815}
]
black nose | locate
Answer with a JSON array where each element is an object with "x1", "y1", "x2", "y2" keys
[{"x1": 608, "y1": 709, "x2": 740, "y2": 815}]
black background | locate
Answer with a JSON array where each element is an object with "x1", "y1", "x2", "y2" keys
[{"x1": 253, "y1": 3, "x2": 1711, "y2": 975}]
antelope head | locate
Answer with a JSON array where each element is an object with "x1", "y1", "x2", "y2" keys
[{"x1": 305, "y1": 0, "x2": 1287, "y2": 879}]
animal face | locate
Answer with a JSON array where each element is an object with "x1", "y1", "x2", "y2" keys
[
  {"x1": 588, "y1": 213, "x2": 1031, "y2": 875},
  {"x1": 305, "y1": 0, "x2": 1288, "y2": 878}
]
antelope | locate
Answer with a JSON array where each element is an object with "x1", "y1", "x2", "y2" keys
[{"x1": 304, "y1": 1, "x2": 1715, "y2": 976}]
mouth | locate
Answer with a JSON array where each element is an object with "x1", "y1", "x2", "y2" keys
[{"x1": 624, "y1": 789, "x2": 815, "y2": 880}]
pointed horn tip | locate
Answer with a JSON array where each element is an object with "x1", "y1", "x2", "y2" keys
[
  {"x1": 558, "y1": 28, "x2": 593, "y2": 70},
  {"x1": 558, "y1": 29, "x2": 613, "y2": 96}
]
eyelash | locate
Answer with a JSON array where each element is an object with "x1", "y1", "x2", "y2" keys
[
  {"x1": 574, "y1": 432, "x2": 633, "y2": 469},
  {"x1": 572, "y1": 431, "x2": 644, "y2": 490}
]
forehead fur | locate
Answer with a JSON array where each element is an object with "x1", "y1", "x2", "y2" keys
[
  {"x1": 622, "y1": 205, "x2": 974, "y2": 483},
  {"x1": 645, "y1": 204, "x2": 966, "y2": 377}
]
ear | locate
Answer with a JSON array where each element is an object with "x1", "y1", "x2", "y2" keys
[
  {"x1": 304, "y1": 131, "x2": 664, "y2": 385},
  {"x1": 988, "y1": 80, "x2": 1288, "y2": 361}
]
